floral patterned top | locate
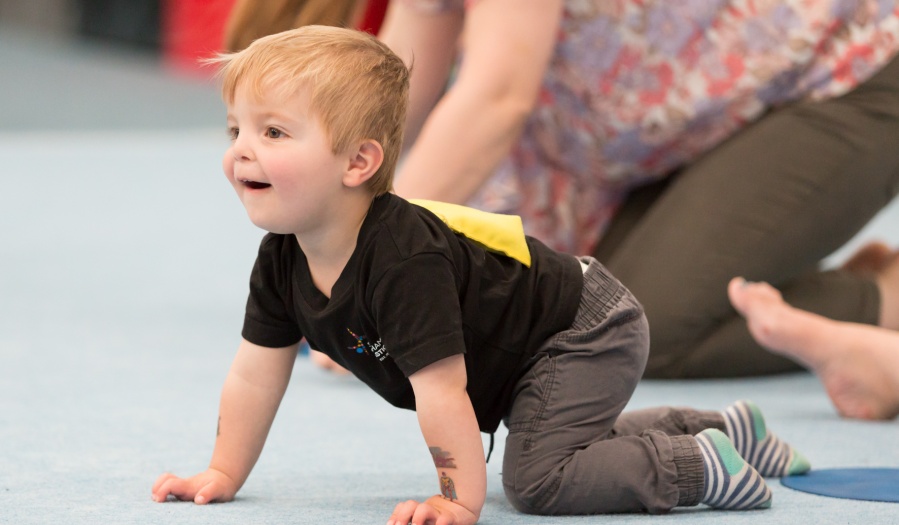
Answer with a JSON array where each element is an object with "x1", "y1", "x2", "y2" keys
[{"x1": 404, "y1": 0, "x2": 899, "y2": 254}]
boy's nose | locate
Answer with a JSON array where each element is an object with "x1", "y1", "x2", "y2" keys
[{"x1": 231, "y1": 137, "x2": 254, "y2": 161}]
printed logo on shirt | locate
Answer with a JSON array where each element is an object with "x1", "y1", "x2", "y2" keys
[{"x1": 345, "y1": 328, "x2": 389, "y2": 362}]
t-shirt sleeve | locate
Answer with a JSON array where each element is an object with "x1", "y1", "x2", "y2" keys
[
  {"x1": 241, "y1": 235, "x2": 303, "y2": 348},
  {"x1": 371, "y1": 253, "x2": 466, "y2": 377}
]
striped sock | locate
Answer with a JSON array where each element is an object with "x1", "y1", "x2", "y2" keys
[
  {"x1": 697, "y1": 429, "x2": 772, "y2": 510},
  {"x1": 723, "y1": 400, "x2": 811, "y2": 477}
]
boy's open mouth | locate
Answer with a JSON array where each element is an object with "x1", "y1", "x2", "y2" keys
[{"x1": 241, "y1": 179, "x2": 272, "y2": 190}]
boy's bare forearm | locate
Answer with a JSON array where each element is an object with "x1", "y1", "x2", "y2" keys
[
  {"x1": 208, "y1": 374, "x2": 283, "y2": 488},
  {"x1": 417, "y1": 394, "x2": 486, "y2": 517},
  {"x1": 209, "y1": 339, "x2": 296, "y2": 490},
  {"x1": 410, "y1": 355, "x2": 487, "y2": 518}
]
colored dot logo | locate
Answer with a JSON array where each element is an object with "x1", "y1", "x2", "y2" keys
[{"x1": 346, "y1": 328, "x2": 367, "y2": 354}]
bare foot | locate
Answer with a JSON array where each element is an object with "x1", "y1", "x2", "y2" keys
[
  {"x1": 310, "y1": 349, "x2": 350, "y2": 375},
  {"x1": 875, "y1": 250, "x2": 899, "y2": 331},
  {"x1": 841, "y1": 241, "x2": 894, "y2": 275},
  {"x1": 840, "y1": 241, "x2": 899, "y2": 330},
  {"x1": 728, "y1": 277, "x2": 899, "y2": 420}
]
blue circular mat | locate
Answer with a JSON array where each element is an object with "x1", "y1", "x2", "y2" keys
[{"x1": 781, "y1": 468, "x2": 899, "y2": 503}]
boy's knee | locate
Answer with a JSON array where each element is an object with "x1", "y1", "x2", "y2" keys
[
  {"x1": 503, "y1": 482, "x2": 556, "y2": 515},
  {"x1": 502, "y1": 466, "x2": 563, "y2": 515}
]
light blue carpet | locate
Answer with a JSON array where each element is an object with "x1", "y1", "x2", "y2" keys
[{"x1": 1, "y1": 22, "x2": 898, "y2": 525}]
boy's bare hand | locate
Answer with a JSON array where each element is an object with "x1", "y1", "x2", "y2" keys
[
  {"x1": 151, "y1": 468, "x2": 238, "y2": 505},
  {"x1": 386, "y1": 495, "x2": 478, "y2": 525}
]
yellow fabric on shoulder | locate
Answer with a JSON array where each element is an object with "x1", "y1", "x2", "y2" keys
[{"x1": 410, "y1": 199, "x2": 531, "y2": 267}]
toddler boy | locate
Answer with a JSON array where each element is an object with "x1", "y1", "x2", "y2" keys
[{"x1": 151, "y1": 26, "x2": 809, "y2": 524}]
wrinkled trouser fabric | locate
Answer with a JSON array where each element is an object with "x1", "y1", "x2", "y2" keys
[{"x1": 502, "y1": 258, "x2": 725, "y2": 514}]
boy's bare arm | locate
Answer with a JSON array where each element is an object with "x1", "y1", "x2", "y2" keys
[
  {"x1": 388, "y1": 354, "x2": 485, "y2": 525},
  {"x1": 152, "y1": 338, "x2": 297, "y2": 504}
]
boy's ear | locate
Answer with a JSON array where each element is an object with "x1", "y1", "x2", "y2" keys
[{"x1": 343, "y1": 139, "x2": 384, "y2": 188}]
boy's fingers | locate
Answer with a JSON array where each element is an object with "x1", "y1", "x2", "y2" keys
[
  {"x1": 411, "y1": 502, "x2": 438, "y2": 525},
  {"x1": 151, "y1": 474, "x2": 184, "y2": 502},
  {"x1": 194, "y1": 482, "x2": 213, "y2": 505},
  {"x1": 195, "y1": 481, "x2": 230, "y2": 505},
  {"x1": 151, "y1": 472, "x2": 176, "y2": 495},
  {"x1": 388, "y1": 500, "x2": 419, "y2": 525},
  {"x1": 156, "y1": 477, "x2": 195, "y2": 502}
]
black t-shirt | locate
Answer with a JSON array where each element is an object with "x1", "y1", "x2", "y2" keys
[{"x1": 242, "y1": 194, "x2": 582, "y2": 432}]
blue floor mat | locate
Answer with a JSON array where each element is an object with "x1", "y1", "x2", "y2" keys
[{"x1": 781, "y1": 468, "x2": 899, "y2": 503}]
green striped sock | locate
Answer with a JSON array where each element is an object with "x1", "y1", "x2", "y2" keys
[
  {"x1": 697, "y1": 429, "x2": 772, "y2": 510},
  {"x1": 723, "y1": 400, "x2": 811, "y2": 477}
]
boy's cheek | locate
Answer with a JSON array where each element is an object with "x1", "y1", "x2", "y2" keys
[{"x1": 222, "y1": 154, "x2": 236, "y2": 182}]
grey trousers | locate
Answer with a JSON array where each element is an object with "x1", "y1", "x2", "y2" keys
[
  {"x1": 502, "y1": 258, "x2": 725, "y2": 515},
  {"x1": 594, "y1": 52, "x2": 899, "y2": 378}
]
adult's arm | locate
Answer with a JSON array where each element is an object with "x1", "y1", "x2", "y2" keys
[
  {"x1": 378, "y1": 1, "x2": 463, "y2": 149},
  {"x1": 383, "y1": 0, "x2": 564, "y2": 204}
]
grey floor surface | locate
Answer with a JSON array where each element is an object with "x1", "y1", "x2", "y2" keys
[{"x1": 2, "y1": 23, "x2": 899, "y2": 525}]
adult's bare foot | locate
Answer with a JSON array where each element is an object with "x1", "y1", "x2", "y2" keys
[
  {"x1": 841, "y1": 240, "x2": 899, "y2": 330},
  {"x1": 875, "y1": 249, "x2": 899, "y2": 331},
  {"x1": 840, "y1": 241, "x2": 894, "y2": 276},
  {"x1": 728, "y1": 277, "x2": 899, "y2": 420}
]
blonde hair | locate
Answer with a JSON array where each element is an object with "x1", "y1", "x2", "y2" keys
[
  {"x1": 212, "y1": 26, "x2": 409, "y2": 195},
  {"x1": 223, "y1": 0, "x2": 360, "y2": 53}
]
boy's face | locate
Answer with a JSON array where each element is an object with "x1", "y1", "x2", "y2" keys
[{"x1": 223, "y1": 84, "x2": 349, "y2": 235}]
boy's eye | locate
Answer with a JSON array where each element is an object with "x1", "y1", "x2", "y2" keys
[
  {"x1": 266, "y1": 127, "x2": 283, "y2": 139},
  {"x1": 227, "y1": 127, "x2": 239, "y2": 140}
]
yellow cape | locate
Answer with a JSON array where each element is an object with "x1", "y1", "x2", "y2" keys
[{"x1": 410, "y1": 199, "x2": 531, "y2": 267}]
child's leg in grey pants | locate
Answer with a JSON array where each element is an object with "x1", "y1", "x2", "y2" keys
[{"x1": 502, "y1": 258, "x2": 724, "y2": 514}]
